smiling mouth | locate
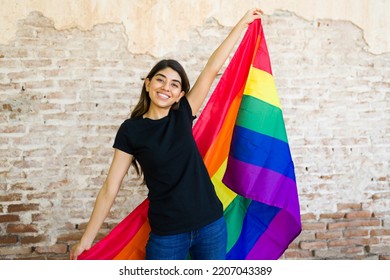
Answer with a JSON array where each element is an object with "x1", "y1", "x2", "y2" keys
[{"x1": 158, "y1": 92, "x2": 170, "y2": 99}]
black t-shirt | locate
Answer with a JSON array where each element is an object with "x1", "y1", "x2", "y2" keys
[{"x1": 113, "y1": 97, "x2": 223, "y2": 235}]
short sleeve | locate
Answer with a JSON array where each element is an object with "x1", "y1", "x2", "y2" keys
[
  {"x1": 112, "y1": 121, "x2": 134, "y2": 155},
  {"x1": 179, "y1": 96, "x2": 196, "y2": 121}
]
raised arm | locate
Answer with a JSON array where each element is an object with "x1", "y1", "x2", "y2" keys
[
  {"x1": 70, "y1": 149, "x2": 133, "y2": 260},
  {"x1": 186, "y1": 8, "x2": 263, "y2": 116}
]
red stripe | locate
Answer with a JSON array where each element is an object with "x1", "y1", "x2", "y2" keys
[
  {"x1": 193, "y1": 20, "x2": 263, "y2": 156},
  {"x1": 78, "y1": 199, "x2": 149, "y2": 259},
  {"x1": 252, "y1": 24, "x2": 273, "y2": 75}
]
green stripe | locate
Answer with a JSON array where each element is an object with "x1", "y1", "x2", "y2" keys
[
  {"x1": 224, "y1": 195, "x2": 251, "y2": 252},
  {"x1": 236, "y1": 95, "x2": 288, "y2": 142}
]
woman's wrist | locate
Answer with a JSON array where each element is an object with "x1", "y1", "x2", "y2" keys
[{"x1": 80, "y1": 235, "x2": 93, "y2": 249}]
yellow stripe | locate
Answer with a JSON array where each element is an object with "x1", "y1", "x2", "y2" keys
[
  {"x1": 211, "y1": 158, "x2": 237, "y2": 210},
  {"x1": 244, "y1": 66, "x2": 281, "y2": 108}
]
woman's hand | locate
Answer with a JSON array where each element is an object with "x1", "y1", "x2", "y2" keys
[
  {"x1": 186, "y1": 7, "x2": 264, "y2": 116},
  {"x1": 69, "y1": 241, "x2": 91, "y2": 260},
  {"x1": 239, "y1": 8, "x2": 264, "y2": 27}
]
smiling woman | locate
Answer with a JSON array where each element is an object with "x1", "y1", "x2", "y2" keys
[{"x1": 70, "y1": 8, "x2": 264, "y2": 260}]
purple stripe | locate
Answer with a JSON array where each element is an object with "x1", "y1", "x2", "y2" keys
[
  {"x1": 246, "y1": 209, "x2": 302, "y2": 259},
  {"x1": 223, "y1": 156, "x2": 300, "y2": 222}
]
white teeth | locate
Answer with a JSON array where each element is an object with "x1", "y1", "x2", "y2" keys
[{"x1": 158, "y1": 93, "x2": 170, "y2": 99}]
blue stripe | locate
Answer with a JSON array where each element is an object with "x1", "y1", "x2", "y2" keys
[
  {"x1": 226, "y1": 200, "x2": 280, "y2": 259},
  {"x1": 229, "y1": 126, "x2": 296, "y2": 180}
]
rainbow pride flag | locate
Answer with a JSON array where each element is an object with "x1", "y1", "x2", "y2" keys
[{"x1": 78, "y1": 19, "x2": 301, "y2": 260}]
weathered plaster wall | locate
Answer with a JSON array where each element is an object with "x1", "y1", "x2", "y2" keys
[{"x1": 0, "y1": 0, "x2": 389, "y2": 55}]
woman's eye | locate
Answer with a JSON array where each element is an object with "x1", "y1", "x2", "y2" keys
[{"x1": 172, "y1": 83, "x2": 179, "y2": 88}]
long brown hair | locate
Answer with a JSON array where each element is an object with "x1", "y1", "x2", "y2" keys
[{"x1": 130, "y1": 59, "x2": 191, "y2": 181}]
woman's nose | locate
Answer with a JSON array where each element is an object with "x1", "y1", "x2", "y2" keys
[{"x1": 162, "y1": 82, "x2": 170, "y2": 91}]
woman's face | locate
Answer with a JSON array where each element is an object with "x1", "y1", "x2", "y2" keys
[{"x1": 145, "y1": 67, "x2": 185, "y2": 110}]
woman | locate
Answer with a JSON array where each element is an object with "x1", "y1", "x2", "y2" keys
[{"x1": 70, "y1": 8, "x2": 263, "y2": 260}]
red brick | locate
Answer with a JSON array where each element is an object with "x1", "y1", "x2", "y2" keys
[
  {"x1": 340, "y1": 246, "x2": 365, "y2": 255},
  {"x1": 47, "y1": 179, "x2": 69, "y2": 189},
  {"x1": 343, "y1": 229, "x2": 369, "y2": 237},
  {"x1": 0, "y1": 194, "x2": 23, "y2": 202},
  {"x1": 314, "y1": 249, "x2": 343, "y2": 259},
  {"x1": 370, "y1": 229, "x2": 390, "y2": 236},
  {"x1": 0, "y1": 247, "x2": 32, "y2": 256},
  {"x1": 46, "y1": 91, "x2": 78, "y2": 101},
  {"x1": 0, "y1": 125, "x2": 26, "y2": 133},
  {"x1": 35, "y1": 244, "x2": 68, "y2": 254},
  {"x1": 26, "y1": 192, "x2": 57, "y2": 200},
  {"x1": 10, "y1": 183, "x2": 34, "y2": 191},
  {"x1": 320, "y1": 212, "x2": 345, "y2": 219},
  {"x1": 0, "y1": 214, "x2": 20, "y2": 223},
  {"x1": 345, "y1": 210, "x2": 372, "y2": 219},
  {"x1": 2, "y1": 103, "x2": 12, "y2": 111},
  {"x1": 56, "y1": 232, "x2": 84, "y2": 242},
  {"x1": 13, "y1": 160, "x2": 42, "y2": 169},
  {"x1": 372, "y1": 192, "x2": 390, "y2": 199},
  {"x1": 282, "y1": 250, "x2": 313, "y2": 259},
  {"x1": 7, "y1": 224, "x2": 38, "y2": 233},
  {"x1": 328, "y1": 219, "x2": 381, "y2": 230},
  {"x1": 299, "y1": 240, "x2": 328, "y2": 250},
  {"x1": 315, "y1": 230, "x2": 343, "y2": 240},
  {"x1": 337, "y1": 203, "x2": 362, "y2": 211},
  {"x1": 0, "y1": 235, "x2": 18, "y2": 244},
  {"x1": 328, "y1": 237, "x2": 380, "y2": 247},
  {"x1": 301, "y1": 213, "x2": 316, "y2": 220},
  {"x1": 7, "y1": 204, "x2": 40, "y2": 212},
  {"x1": 21, "y1": 59, "x2": 52, "y2": 68},
  {"x1": 20, "y1": 235, "x2": 46, "y2": 244},
  {"x1": 302, "y1": 222, "x2": 327, "y2": 231}
]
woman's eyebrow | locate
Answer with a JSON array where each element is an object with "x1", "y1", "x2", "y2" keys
[{"x1": 155, "y1": 73, "x2": 182, "y2": 85}]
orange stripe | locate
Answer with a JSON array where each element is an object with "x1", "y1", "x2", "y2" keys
[
  {"x1": 113, "y1": 221, "x2": 151, "y2": 260},
  {"x1": 203, "y1": 89, "x2": 243, "y2": 177},
  {"x1": 203, "y1": 35, "x2": 260, "y2": 178}
]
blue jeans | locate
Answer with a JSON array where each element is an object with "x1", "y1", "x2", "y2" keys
[{"x1": 145, "y1": 216, "x2": 227, "y2": 260}]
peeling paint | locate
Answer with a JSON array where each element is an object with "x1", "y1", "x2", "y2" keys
[{"x1": 0, "y1": 0, "x2": 389, "y2": 55}]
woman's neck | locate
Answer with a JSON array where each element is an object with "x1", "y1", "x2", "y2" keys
[{"x1": 143, "y1": 106, "x2": 170, "y2": 120}]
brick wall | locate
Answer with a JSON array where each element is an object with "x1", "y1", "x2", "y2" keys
[{"x1": 0, "y1": 11, "x2": 389, "y2": 260}]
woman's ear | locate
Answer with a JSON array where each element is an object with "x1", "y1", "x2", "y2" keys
[
  {"x1": 145, "y1": 78, "x2": 150, "y2": 92},
  {"x1": 176, "y1": 91, "x2": 185, "y2": 103}
]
